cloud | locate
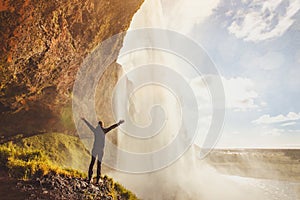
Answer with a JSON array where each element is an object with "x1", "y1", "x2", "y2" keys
[
  {"x1": 191, "y1": 75, "x2": 262, "y2": 111},
  {"x1": 227, "y1": 0, "x2": 300, "y2": 42},
  {"x1": 216, "y1": 126, "x2": 300, "y2": 148},
  {"x1": 260, "y1": 127, "x2": 300, "y2": 136},
  {"x1": 223, "y1": 77, "x2": 260, "y2": 111},
  {"x1": 253, "y1": 112, "x2": 300, "y2": 124},
  {"x1": 261, "y1": 128, "x2": 283, "y2": 136},
  {"x1": 161, "y1": 0, "x2": 221, "y2": 33},
  {"x1": 129, "y1": 0, "x2": 221, "y2": 33},
  {"x1": 281, "y1": 121, "x2": 297, "y2": 126},
  {"x1": 190, "y1": 75, "x2": 263, "y2": 146}
]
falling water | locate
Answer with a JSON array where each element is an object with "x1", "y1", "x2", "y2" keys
[{"x1": 106, "y1": 0, "x2": 299, "y2": 199}]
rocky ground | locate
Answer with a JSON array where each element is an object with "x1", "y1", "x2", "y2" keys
[{"x1": 14, "y1": 173, "x2": 133, "y2": 200}]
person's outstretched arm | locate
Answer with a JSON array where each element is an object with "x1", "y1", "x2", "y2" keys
[
  {"x1": 104, "y1": 120, "x2": 124, "y2": 134},
  {"x1": 81, "y1": 118, "x2": 96, "y2": 132}
]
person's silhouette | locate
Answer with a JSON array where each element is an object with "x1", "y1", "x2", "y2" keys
[{"x1": 81, "y1": 117, "x2": 124, "y2": 184}]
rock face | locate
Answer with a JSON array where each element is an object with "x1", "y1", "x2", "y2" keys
[{"x1": 0, "y1": 0, "x2": 143, "y2": 136}]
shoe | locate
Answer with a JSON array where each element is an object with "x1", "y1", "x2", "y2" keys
[
  {"x1": 87, "y1": 178, "x2": 93, "y2": 184},
  {"x1": 95, "y1": 178, "x2": 103, "y2": 185}
]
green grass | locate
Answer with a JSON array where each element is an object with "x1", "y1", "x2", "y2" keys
[
  {"x1": 113, "y1": 179, "x2": 138, "y2": 200},
  {"x1": 0, "y1": 132, "x2": 91, "y2": 179},
  {"x1": 0, "y1": 140, "x2": 84, "y2": 179},
  {"x1": 16, "y1": 132, "x2": 91, "y2": 172},
  {"x1": 0, "y1": 132, "x2": 139, "y2": 199}
]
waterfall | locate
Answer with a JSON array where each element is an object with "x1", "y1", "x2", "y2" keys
[{"x1": 108, "y1": 0, "x2": 280, "y2": 199}]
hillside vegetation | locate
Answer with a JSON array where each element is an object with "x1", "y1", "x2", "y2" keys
[{"x1": 0, "y1": 132, "x2": 138, "y2": 199}]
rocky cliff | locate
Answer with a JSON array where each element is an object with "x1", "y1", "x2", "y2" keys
[{"x1": 0, "y1": 0, "x2": 143, "y2": 136}]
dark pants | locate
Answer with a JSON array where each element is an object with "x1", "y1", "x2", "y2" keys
[{"x1": 88, "y1": 155, "x2": 101, "y2": 182}]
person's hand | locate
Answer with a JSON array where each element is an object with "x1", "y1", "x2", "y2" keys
[{"x1": 118, "y1": 120, "x2": 125, "y2": 125}]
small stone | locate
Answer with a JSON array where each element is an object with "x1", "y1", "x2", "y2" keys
[{"x1": 81, "y1": 181, "x2": 88, "y2": 188}]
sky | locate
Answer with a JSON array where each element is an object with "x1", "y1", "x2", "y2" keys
[
  {"x1": 118, "y1": 0, "x2": 300, "y2": 148},
  {"x1": 192, "y1": 0, "x2": 300, "y2": 148}
]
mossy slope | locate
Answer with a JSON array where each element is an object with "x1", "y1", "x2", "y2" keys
[{"x1": 0, "y1": 132, "x2": 138, "y2": 200}]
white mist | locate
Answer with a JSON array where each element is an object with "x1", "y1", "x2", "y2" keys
[{"x1": 107, "y1": 1, "x2": 294, "y2": 200}]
